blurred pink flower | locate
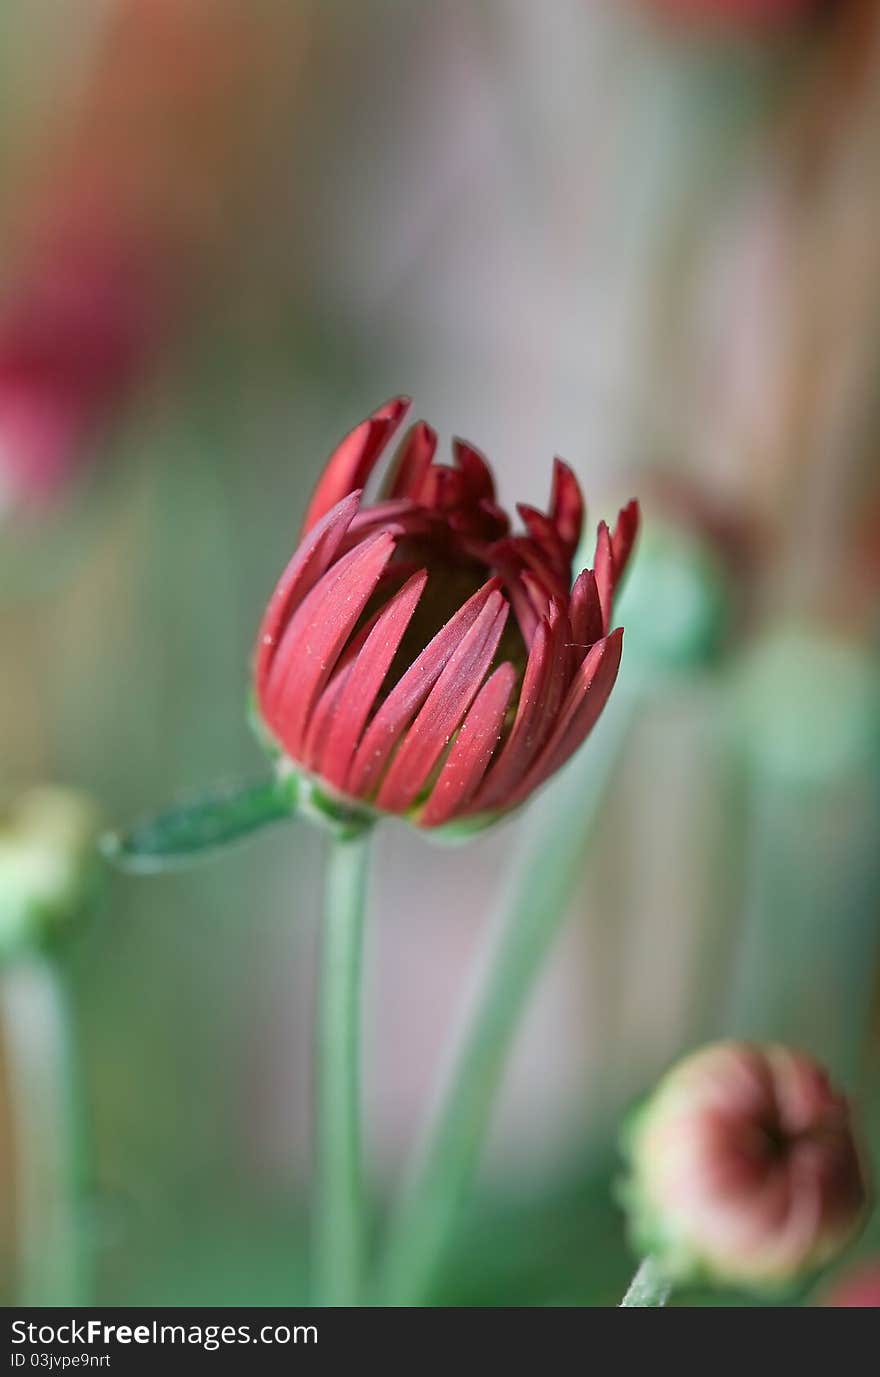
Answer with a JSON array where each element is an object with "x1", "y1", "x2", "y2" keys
[{"x1": 620, "y1": 1041, "x2": 868, "y2": 1291}]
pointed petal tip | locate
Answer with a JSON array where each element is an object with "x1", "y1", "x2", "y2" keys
[
  {"x1": 451, "y1": 433, "x2": 477, "y2": 453},
  {"x1": 451, "y1": 434, "x2": 489, "y2": 462},
  {"x1": 375, "y1": 395, "x2": 412, "y2": 420},
  {"x1": 552, "y1": 457, "x2": 584, "y2": 497},
  {"x1": 615, "y1": 498, "x2": 640, "y2": 538},
  {"x1": 453, "y1": 436, "x2": 497, "y2": 502},
  {"x1": 550, "y1": 458, "x2": 585, "y2": 554},
  {"x1": 502, "y1": 622, "x2": 625, "y2": 809},
  {"x1": 300, "y1": 402, "x2": 411, "y2": 534},
  {"x1": 384, "y1": 419, "x2": 438, "y2": 500}
]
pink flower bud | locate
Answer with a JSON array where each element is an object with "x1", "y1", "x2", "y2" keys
[{"x1": 620, "y1": 1041, "x2": 869, "y2": 1291}]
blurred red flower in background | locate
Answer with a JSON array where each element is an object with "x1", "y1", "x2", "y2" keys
[
  {"x1": 0, "y1": 0, "x2": 298, "y2": 513},
  {"x1": 0, "y1": 220, "x2": 169, "y2": 506},
  {"x1": 255, "y1": 398, "x2": 637, "y2": 829}
]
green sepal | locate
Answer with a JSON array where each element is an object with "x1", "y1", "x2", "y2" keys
[
  {"x1": 424, "y1": 807, "x2": 511, "y2": 845},
  {"x1": 292, "y1": 773, "x2": 376, "y2": 841},
  {"x1": 101, "y1": 775, "x2": 299, "y2": 873}
]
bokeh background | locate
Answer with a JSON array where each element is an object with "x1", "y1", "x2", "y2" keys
[{"x1": 1, "y1": 0, "x2": 879, "y2": 1306}]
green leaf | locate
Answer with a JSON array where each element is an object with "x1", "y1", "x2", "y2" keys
[{"x1": 101, "y1": 776, "x2": 298, "y2": 873}]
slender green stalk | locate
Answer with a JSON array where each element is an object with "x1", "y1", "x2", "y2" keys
[
  {"x1": 313, "y1": 829, "x2": 372, "y2": 1307},
  {"x1": 2, "y1": 956, "x2": 90, "y2": 1305},
  {"x1": 379, "y1": 691, "x2": 637, "y2": 1307},
  {"x1": 619, "y1": 1257, "x2": 672, "y2": 1308}
]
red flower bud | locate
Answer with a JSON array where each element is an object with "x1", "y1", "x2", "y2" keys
[
  {"x1": 620, "y1": 1041, "x2": 869, "y2": 1291},
  {"x1": 254, "y1": 398, "x2": 638, "y2": 831}
]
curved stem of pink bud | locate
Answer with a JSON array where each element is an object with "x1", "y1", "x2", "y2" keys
[
  {"x1": 379, "y1": 686, "x2": 638, "y2": 1306},
  {"x1": 619, "y1": 1258, "x2": 672, "y2": 1308},
  {"x1": 313, "y1": 830, "x2": 372, "y2": 1306},
  {"x1": 2, "y1": 956, "x2": 91, "y2": 1304}
]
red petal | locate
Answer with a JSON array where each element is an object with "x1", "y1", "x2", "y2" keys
[
  {"x1": 569, "y1": 568, "x2": 603, "y2": 661},
  {"x1": 594, "y1": 521, "x2": 614, "y2": 634},
  {"x1": 500, "y1": 534, "x2": 569, "y2": 601},
  {"x1": 419, "y1": 465, "x2": 465, "y2": 511},
  {"x1": 612, "y1": 499, "x2": 640, "y2": 580},
  {"x1": 453, "y1": 438, "x2": 496, "y2": 503},
  {"x1": 507, "y1": 628, "x2": 623, "y2": 806},
  {"x1": 517, "y1": 503, "x2": 569, "y2": 578},
  {"x1": 300, "y1": 581, "x2": 416, "y2": 768},
  {"x1": 521, "y1": 570, "x2": 552, "y2": 622},
  {"x1": 550, "y1": 458, "x2": 585, "y2": 555},
  {"x1": 254, "y1": 491, "x2": 360, "y2": 703},
  {"x1": 342, "y1": 499, "x2": 433, "y2": 547},
  {"x1": 471, "y1": 615, "x2": 550, "y2": 810},
  {"x1": 474, "y1": 601, "x2": 571, "y2": 811},
  {"x1": 376, "y1": 591, "x2": 509, "y2": 813},
  {"x1": 539, "y1": 601, "x2": 575, "y2": 740},
  {"x1": 300, "y1": 658, "x2": 357, "y2": 770},
  {"x1": 346, "y1": 578, "x2": 503, "y2": 799},
  {"x1": 300, "y1": 397, "x2": 410, "y2": 535},
  {"x1": 384, "y1": 421, "x2": 437, "y2": 499},
  {"x1": 483, "y1": 545, "x2": 538, "y2": 645},
  {"x1": 477, "y1": 499, "x2": 511, "y2": 538},
  {"x1": 421, "y1": 662, "x2": 517, "y2": 827},
  {"x1": 317, "y1": 570, "x2": 428, "y2": 788},
  {"x1": 264, "y1": 532, "x2": 396, "y2": 756}
]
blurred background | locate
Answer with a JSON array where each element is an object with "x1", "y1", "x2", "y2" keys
[{"x1": 1, "y1": 0, "x2": 879, "y2": 1306}]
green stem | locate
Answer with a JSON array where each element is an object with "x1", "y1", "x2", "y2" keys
[
  {"x1": 619, "y1": 1257, "x2": 672, "y2": 1308},
  {"x1": 2, "y1": 956, "x2": 90, "y2": 1305},
  {"x1": 379, "y1": 690, "x2": 637, "y2": 1307},
  {"x1": 313, "y1": 829, "x2": 372, "y2": 1307}
]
